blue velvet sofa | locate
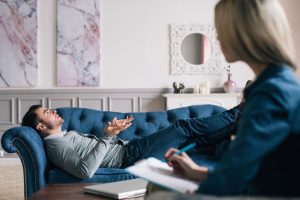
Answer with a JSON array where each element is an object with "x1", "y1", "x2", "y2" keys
[{"x1": 1, "y1": 104, "x2": 227, "y2": 199}]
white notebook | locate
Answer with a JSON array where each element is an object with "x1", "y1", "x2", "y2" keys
[
  {"x1": 126, "y1": 157, "x2": 199, "y2": 194},
  {"x1": 83, "y1": 178, "x2": 148, "y2": 199}
]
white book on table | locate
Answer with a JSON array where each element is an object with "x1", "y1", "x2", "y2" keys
[{"x1": 126, "y1": 157, "x2": 200, "y2": 194}]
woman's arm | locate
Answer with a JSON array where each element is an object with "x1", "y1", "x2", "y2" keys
[
  {"x1": 198, "y1": 93, "x2": 290, "y2": 195},
  {"x1": 165, "y1": 148, "x2": 208, "y2": 182}
]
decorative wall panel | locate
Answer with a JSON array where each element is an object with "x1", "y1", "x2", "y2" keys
[
  {"x1": 109, "y1": 98, "x2": 135, "y2": 113},
  {"x1": 48, "y1": 98, "x2": 75, "y2": 109},
  {"x1": 0, "y1": 89, "x2": 167, "y2": 155},
  {"x1": 78, "y1": 97, "x2": 105, "y2": 110},
  {"x1": 17, "y1": 98, "x2": 44, "y2": 123},
  {"x1": 138, "y1": 97, "x2": 165, "y2": 112},
  {"x1": 0, "y1": 98, "x2": 14, "y2": 125},
  {"x1": 0, "y1": 0, "x2": 37, "y2": 87},
  {"x1": 0, "y1": 88, "x2": 176, "y2": 127},
  {"x1": 56, "y1": 0, "x2": 100, "y2": 86}
]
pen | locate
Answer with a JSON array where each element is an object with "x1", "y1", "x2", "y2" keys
[{"x1": 175, "y1": 142, "x2": 196, "y2": 155}]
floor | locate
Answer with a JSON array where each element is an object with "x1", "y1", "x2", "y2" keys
[{"x1": 0, "y1": 158, "x2": 23, "y2": 200}]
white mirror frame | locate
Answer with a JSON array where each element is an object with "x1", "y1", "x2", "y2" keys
[{"x1": 170, "y1": 24, "x2": 223, "y2": 75}]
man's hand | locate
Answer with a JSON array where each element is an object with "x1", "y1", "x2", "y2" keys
[
  {"x1": 164, "y1": 148, "x2": 208, "y2": 182},
  {"x1": 104, "y1": 116, "x2": 134, "y2": 137}
]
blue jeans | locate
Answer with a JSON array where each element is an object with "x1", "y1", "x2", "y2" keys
[{"x1": 121, "y1": 106, "x2": 241, "y2": 168}]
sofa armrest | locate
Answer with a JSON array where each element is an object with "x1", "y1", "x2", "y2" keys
[{"x1": 1, "y1": 126, "x2": 47, "y2": 199}]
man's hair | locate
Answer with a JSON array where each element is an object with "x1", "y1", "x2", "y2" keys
[
  {"x1": 215, "y1": 0, "x2": 296, "y2": 69},
  {"x1": 21, "y1": 105, "x2": 42, "y2": 130}
]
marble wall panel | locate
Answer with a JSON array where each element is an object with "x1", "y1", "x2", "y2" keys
[
  {"x1": 56, "y1": 0, "x2": 100, "y2": 86},
  {"x1": 0, "y1": 0, "x2": 37, "y2": 87}
]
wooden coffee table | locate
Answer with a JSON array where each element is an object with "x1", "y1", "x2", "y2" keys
[{"x1": 28, "y1": 183, "x2": 145, "y2": 200}]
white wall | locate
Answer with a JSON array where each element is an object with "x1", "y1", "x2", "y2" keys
[
  {"x1": 101, "y1": 0, "x2": 254, "y2": 89},
  {"x1": 279, "y1": 0, "x2": 300, "y2": 78},
  {"x1": 37, "y1": 0, "x2": 255, "y2": 89},
  {"x1": 3, "y1": 0, "x2": 300, "y2": 90}
]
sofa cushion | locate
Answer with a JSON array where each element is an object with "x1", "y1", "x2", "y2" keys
[{"x1": 48, "y1": 155, "x2": 217, "y2": 184}]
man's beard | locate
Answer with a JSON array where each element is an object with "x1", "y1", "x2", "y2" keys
[
  {"x1": 46, "y1": 118, "x2": 64, "y2": 129},
  {"x1": 59, "y1": 118, "x2": 64, "y2": 125}
]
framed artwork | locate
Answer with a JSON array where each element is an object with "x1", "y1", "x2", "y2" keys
[
  {"x1": 56, "y1": 0, "x2": 100, "y2": 86},
  {"x1": 0, "y1": 0, "x2": 38, "y2": 87}
]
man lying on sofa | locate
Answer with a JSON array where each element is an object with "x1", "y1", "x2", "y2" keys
[{"x1": 21, "y1": 104, "x2": 242, "y2": 179}]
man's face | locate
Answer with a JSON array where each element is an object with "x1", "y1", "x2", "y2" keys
[{"x1": 36, "y1": 107, "x2": 64, "y2": 131}]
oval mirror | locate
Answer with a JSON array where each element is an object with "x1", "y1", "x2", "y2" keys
[
  {"x1": 170, "y1": 24, "x2": 223, "y2": 75},
  {"x1": 180, "y1": 33, "x2": 212, "y2": 65}
]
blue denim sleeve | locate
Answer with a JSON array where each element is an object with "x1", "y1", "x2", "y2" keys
[{"x1": 198, "y1": 93, "x2": 290, "y2": 195}]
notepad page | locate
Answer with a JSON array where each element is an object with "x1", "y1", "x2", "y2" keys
[{"x1": 126, "y1": 157, "x2": 199, "y2": 194}]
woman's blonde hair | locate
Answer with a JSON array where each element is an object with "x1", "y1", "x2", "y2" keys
[{"x1": 215, "y1": 0, "x2": 296, "y2": 69}]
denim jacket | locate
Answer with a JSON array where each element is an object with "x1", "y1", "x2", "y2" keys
[{"x1": 198, "y1": 63, "x2": 300, "y2": 196}]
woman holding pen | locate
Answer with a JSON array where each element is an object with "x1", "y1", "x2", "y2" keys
[{"x1": 165, "y1": 0, "x2": 300, "y2": 197}]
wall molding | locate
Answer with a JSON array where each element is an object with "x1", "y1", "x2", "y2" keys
[
  {"x1": 0, "y1": 88, "x2": 171, "y2": 94},
  {"x1": 0, "y1": 88, "x2": 171, "y2": 153},
  {"x1": 0, "y1": 87, "x2": 235, "y2": 152},
  {"x1": 0, "y1": 98, "x2": 15, "y2": 125},
  {"x1": 0, "y1": 88, "x2": 169, "y2": 126}
]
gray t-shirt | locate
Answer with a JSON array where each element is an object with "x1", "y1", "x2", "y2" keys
[{"x1": 44, "y1": 131, "x2": 128, "y2": 179}]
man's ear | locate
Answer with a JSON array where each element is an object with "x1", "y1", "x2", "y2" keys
[{"x1": 36, "y1": 122, "x2": 46, "y2": 132}]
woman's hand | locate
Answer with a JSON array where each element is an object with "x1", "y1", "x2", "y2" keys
[
  {"x1": 104, "y1": 116, "x2": 134, "y2": 137},
  {"x1": 164, "y1": 148, "x2": 208, "y2": 182}
]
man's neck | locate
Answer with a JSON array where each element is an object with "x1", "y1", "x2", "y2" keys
[{"x1": 43, "y1": 127, "x2": 63, "y2": 137}]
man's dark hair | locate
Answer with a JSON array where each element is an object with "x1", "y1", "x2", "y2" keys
[{"x1": 21, "y1": 105, "x2": 42, "y2": 130}]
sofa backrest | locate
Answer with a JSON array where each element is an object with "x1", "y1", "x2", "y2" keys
[{"x1": 57, "y1": 104, "x2": 226, "y2": 141}]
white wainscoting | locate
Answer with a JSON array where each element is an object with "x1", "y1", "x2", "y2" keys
[{"x1": 0, "y1": 88, "x2": 169, "y2": 155}]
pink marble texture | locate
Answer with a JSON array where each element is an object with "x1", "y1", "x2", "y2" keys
[
  {"x1": 57, "y1": 0, "x2": 100, "y2": 86},
  {"x1": 0, "y1": 0, "x2": 37, "y2": 87}
]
